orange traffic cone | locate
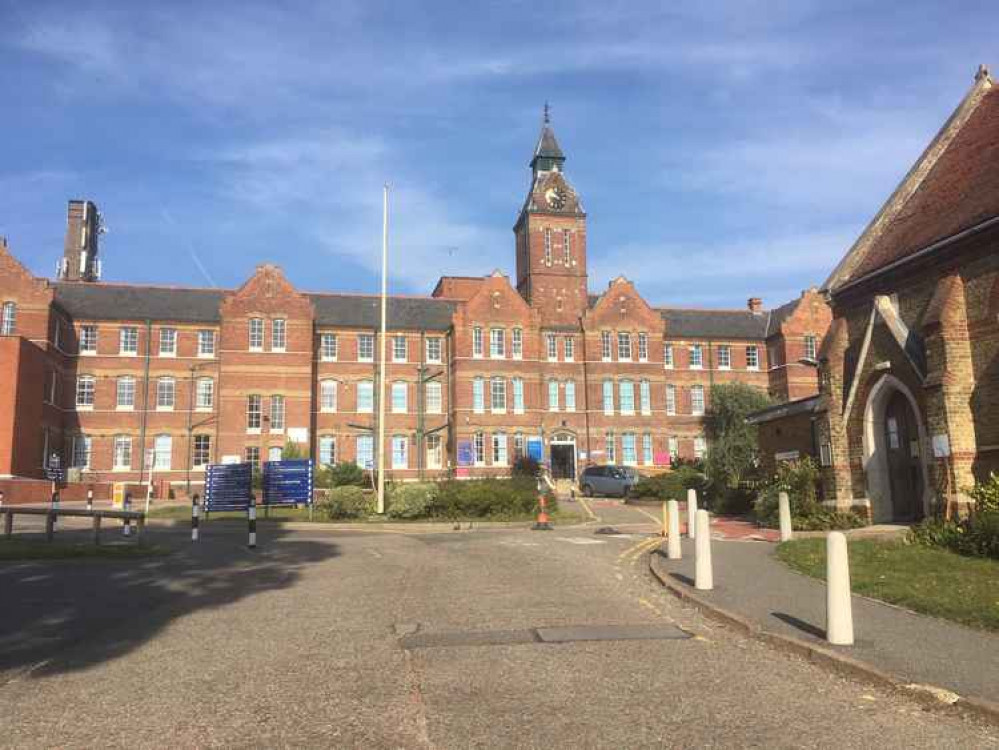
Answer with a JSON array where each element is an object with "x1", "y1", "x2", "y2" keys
[{"x1": 532, "y1": 493, "x2": 553, "y2": 531}]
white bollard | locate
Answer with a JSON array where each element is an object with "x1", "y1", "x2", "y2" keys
[
  {"x1": 694, "y1": 509, "x2": 713, "y2": 590},
  {"x1": 778, "y1": 491, "x2": 793, "y2": 542},
  {"x1": 667, "y1": 500, "x2": 682, "y2": 560},
  {"x1": 248, "y1": 502, "x2": 257, "y2": 549},
  {"x1": 826, "y1": 531, "x2": 854, "y2": 645},
  {"x1": 191, "y1": 495, "x2": 200, "y2": 542},
  {"x1": 686, "y1": 488, "x2": 697, "y2": 539},
  {"x1": 122, "y1": 493, "x2": 132, "y2": 537}
]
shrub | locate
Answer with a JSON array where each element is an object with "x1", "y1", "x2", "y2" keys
[
  {"x1": 387, "y1": 483, "x2": 437, "y2": 519},
  {"x1": 511, "y1": 455, "x2": 541, "y2": 479},
  {"x1": 753, "y1": 457, "x2": 864, "y2": 530},
  {"x1": 326, "y1": 461, "x2": 367, "y2": 488},
  {"x1": 632, "y1": 466, "x2": 707, "y2": 502},
  {"x1": 319, "y1": 486, "x2": 375, "y2": 519},
  {"x1": 432, "y1": 478, "x2": 551, "y2": 519},
  {"x1": 968, "y1": 472, "x2": 999, "y2": 515},
  {"x1": 910, "y1": 511, "x2": 999, "y2": 560}
]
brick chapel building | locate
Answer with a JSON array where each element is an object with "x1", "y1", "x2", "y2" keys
[
  {"x1": 755, "y1": 65, "x2": 999, "y2": 522},
  {"x1": 0, "y1": 114, "x2": 828, "y2": 493}
]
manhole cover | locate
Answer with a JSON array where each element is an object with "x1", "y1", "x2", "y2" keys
[{"x1": 594, "y1": 526, "x2": 620, "y2": 535}]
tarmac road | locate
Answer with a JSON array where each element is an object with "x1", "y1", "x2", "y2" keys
[{"x1": 1, "y1": 506, "x2": 997, "y2": 748}]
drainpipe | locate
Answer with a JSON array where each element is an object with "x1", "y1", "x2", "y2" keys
[{"x1": 137, "y1": 319, "x2": 152, "y2": 487}]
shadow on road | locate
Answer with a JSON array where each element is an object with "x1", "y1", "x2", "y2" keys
[
  {"x1": 0, "y1": 526, "x2": 339, "y2": 679},
  {"x1": 772, "y1": 611, "x2": 826, "y2": 640}
]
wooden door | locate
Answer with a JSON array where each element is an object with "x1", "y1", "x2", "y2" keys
[{"x1": 884, "y1": 391, "x2": 922, "y2": 521}]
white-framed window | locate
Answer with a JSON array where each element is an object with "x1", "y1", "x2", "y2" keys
[
  {"x1": 602, "y1": 379, "x2": 614, "y2": 415},
  {"x1": 565, "y1": 380, "x2": 576, "y2": 412},
  {"x1": 247, "y1": 394, "x2": 262, "y2": 431},
  {"x1": 804, "y1": 334, "x2": 817, "y2": 361},
  {"x1": 270, "y1": 395, "x2": 285, "y2": 431},
  {"x1": 357, "y1": 380, "x2": 374, "y2": 413},
  {"x1": 548, "y1": 379, "x2": 559, "y2": 411},
  {"x1": 619, "y1": 379, "x2": 635, "y2": 415},
  {"x1": 321, "y1": 380, "x2": 337, "y2": 412},
  {"x1": 605, "y1": 431, "x2": 616, "y2": 463},
  {"x1": 392, "y1": 381, "x2": 407, "y2": 413},
  {"x1": 689, "y1": 344, "x2": 703, "y2": 369},
  {"x1": 642, "y1": 433, "x2": 653, "y2": 465},
  {"x1": 426, "y1": 337, "x2": 442, "y2": 363},
  {"x1": 356, "y1": 435, "x2": 374, "y2": 469},
  {"x1": 601, "y1": 331, "x2": 612, "y2": 361},
  {"x1": 271, "y1": 319, "x2": 286, "y2": 351},
  {"x1": 664, "y1": 344, "x2": 674, "y2": 369},
  {"x1": 358, "y1": 334, "x2": 374, "y2": 362},
  {"x1": 392, "y1": 435, "x2": 408, "y2": 469},
  {"x1": 321, "y1": 333, "x2": 338, "y2": 361},
  {"x1": 490, "y1": 328, "x2": 505, "y2": 358},
  {"x1": 511, "y1": 328, "x2": 523, "y2": 359},
  {"x1": 490, "y1": 377, "x2": 507, "y2": 413},
  {"x1": 153, "y1": 434, "x2": 172, "y2": 470},
  {"x1": 113, "y1": 435, "x2": 132, "y2": 470},
  {"x1": 638, "y1": 333, "x2": 649, "y2": 362},
  {"x1": 249, "y1": 318, "x2": 264, "y2": 351},
  {"x1": 116, "y1": 376, "x2": 135, "y2": 409},
  {"x1": 512, "y1": 377, "x2": 525, "y2": 414},
  {"x1": 393, "y1": 335, "x2": 407, "y2": 362},
  {"x1": 474, "y1": 431, "x2": 486, "y2": 465},
  {"x1": 564, "y1": 337, "x2": 574, "y2": 361},
  {"x1": 198, "y1": 330, "x2": 216, "y2": 357},
  {"x1": 546, "y1": 333, "x2": 557, "y2": 361},
  {"x1": 159, "y1": 327, "x2": 176, "y2": 357},
  {"x1": 319, "y1": 435, "x2": 336, "y2": 466},
  {"x1": 0, "y1": 301, "x2": 15, "y2": 335},
  {"x1": 562, "y1": 229, "x2": 571, "y2": 265},
  {"x1": 513, "y1": 432, "x2": 525, "y2": 458},
  {"x1": 492, "y1": 432, "x2": 508, "y2": 466},
  {"x1": 622, "y1": 433, "x2": 637, "y2": 465},
  {"x1": 76, "y1": 375, "x2": 95, "y2": 408},
  {"x1": 193, "y1": 435, "x2": 211, "y2": 467},
  {"x1": 120, "y1": 326, "x2": 138, "y2": 355},
  {"x1": 668, "y1": 436, "x2": 679, "y2": 460},
  {"x1": 157, "y1": 377, "x2": 176, "y2": 410},
  {"x1": 745, "y1": 345, "x2": 759, "y2": 370},
  {"x1": 426, "y1": 381, "x2": 443, "y2": 414},
  {"x1": 694, "y1": 436, "x2": 707, "y2": 460},
  {"x1": 196, "y1": 378, "x2": 214, "y2": 410},
  {"x1": 72, "y1": 434, "x2": 92, "y2": 468},
  {"x1": 718, "y1": 345, "x2": 731, "y2": 370},
  {"x1": 473, "y1": 377, "x2": 485, "y2": 413},
  {"x1": 618, "y1": 332, "x2": 632, "y2": 361},
  {"x1": 666, "y1": 384, "x2": 677, "y2": 416},
  {"x1": 245, "y1": 446, "x2": 261, "y2": 471},
  {"x1": 639, "y1": 379, "x2": 651, "y2": 415},
  {"x1": 543, "y1": 228, "x2": 552, "y2": 265},
  {"x1": 691, "y1": 385, "x2": 705, "y2": 416},
  {"x1": 426, "y1": 434, "x2": 442, "y2": 469},
  {"x1": 268, "y1": 446, "x2": 283, "y2": 463},
  {"x1": 80, "y1": 324, "x2": 97, "y2": 354},
  {"x1": 472, "y1": 327, "x2": 483, "y2": 357}
]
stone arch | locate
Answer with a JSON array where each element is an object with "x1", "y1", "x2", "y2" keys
[{"x1": 861, "y1": 373, "x2": 932, "y2": 522}]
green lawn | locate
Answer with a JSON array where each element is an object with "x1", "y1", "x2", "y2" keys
[
  {"x1": 0, "y1": 538, "x2": 171, "y2": 561},
  {"x1": 777, "y1": 538, "x2": 999, "y2": 632},
  {"x1": 148, "y1": 504, "x2": 585, "y2": 525}
]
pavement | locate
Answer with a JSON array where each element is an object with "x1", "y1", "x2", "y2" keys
[{"x1": 1, "y1": 501, "x2": 998, "y2": 748}]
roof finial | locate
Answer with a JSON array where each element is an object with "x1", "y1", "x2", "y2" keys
[
  {"x1": 975, "y1": 63, "x2": 991, "y2": 83},
  {"x1": 543, "y1": 101, "x2": 551, "y2": 125}
]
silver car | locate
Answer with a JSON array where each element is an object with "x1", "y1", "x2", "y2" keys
[{"x1": 579, "y1": 465, "x2": 640, "y2": 498}]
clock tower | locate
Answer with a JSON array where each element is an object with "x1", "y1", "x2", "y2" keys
[{"x1": 514, "y1": 107, "x2": 589, "y2": 326}]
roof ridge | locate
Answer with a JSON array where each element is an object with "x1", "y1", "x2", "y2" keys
[{"x1": 54, "y1": 280, "x2": 224, "y2": 292}]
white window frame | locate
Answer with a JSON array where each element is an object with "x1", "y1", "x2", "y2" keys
[
  {"x1": 271, "y1": 319, "x2": 287, "y2": 352},
  {"x1": 320, "y1": 380, "x2": 338, "y2": 413},
  {"x1": 472, "y1": 327, "x2": 483, "y2": 358},
  {"x1": 426, "y1": 381, "x2": 443, "y2": 414},
  {"x1": 668, "y1": 436, "x2": 679, "y2": 460},
  {"x1": 80, "y1": 324, "x2": 98, "y2": 355},
  {"x1": 245, "y1": 446, "x2": 260, "y2": 471},
  {"x1": 356, "y1": 435, "x2": 374, "y2": 470},
  {"x1": 565, "y1": 380, "x2": 576, "y2": 412},
  {"x1": 198, "y1": 330, "x2": 216, "y2": 357},
  {"x1": 474, "y1": 432, "x2": 486, "y2": 465},
  {"x1": 746, "y1": 345, "x2": 759, "y2": 371},
  {"x1": 548, "y1": 379, "x2": 559, "y2": 412},
  {"x1": 618, "y1": 332, "x2": 632, "y2": 361},
  {"x1": 642, "y1": 433, "x2": 653, "y2": 465},
  {"x1": 247, "y1": 394, "x2": 262, "y2": 432},
  {"x1": 694, "y1": 436, "x2": 707, "y2": 460},
  {"x1": 391, "y1": 381, "x2": 408, "y2": 413},
  {"x1": 602, "y1": 379, "x2": 614, "y2": 415},
  {"x1": 638, "y1": 333, "x2": 649, "y2": 362},
  {"x1": 249, "y1": 318, "x2": 264, "y2": 351},
  {"x1": 72, "y1": 434, "x2": 92, "y2": 469},
  {"x1": 119, "y1": 326, "x2": 138, "y2": 356},
  {"x1": 319, "y1": 435, "x2": 336, "y2": 466},
  {"x1": 268, "y1": 446, "x2": 283, "y2": 463},
  {"x1": 0, "y1": 301, "x2": 15, "y2": 336},
  {"x1": 156, "y1": 377, "x2": 176, "y2": 411},
  {"x1": 564, "y1": 337, "x2": 574, "y2": 362},
  {"x1": 159, "y1": 327, "x2": 176, "y2": 357},
  {"x1": 666, "y1": 384, "x2": 677, "y2": 416},
  {"x1": 546, "y1": 333, "x2": 558, "y2": 361},
  {"x1": 619, "y1": 379, "x2": 635, "y2": 415},
  {"x1": 622, "y1": 433, "x2": 637, "y2": 466},
  {"x1": 193, "y1": 435, "x2": 211, "y2": 468},
  {"x1": 357, "y1": 380, "x2": 374, "y2": 413},
  {"x1": 489, "y1": 328, "x2": 505, "y2": 359},
  {"x1": 490, "y1": 377, "x2": 507, "y2": 413},
  {"x1": 473, "y1": 377, "x2": 485, "y2": 414},
  {"x1": 689, "y1": 344, "x2": 703, "y2": 370},
  {"x1": 804, "y1": 334, "x2": 817, "y2": 361},
  {"x1": 601, "y1": 331, "x2": 612, "y2": 361},
  {"x1": 691, "y1": 385, "x2": 705, "y2": 416},
  {"x1": 426, "y1": 434, "x2": 442, "y2": 469},
  {"x1": 270, "y1": 395, "x2": 285, "y2": 431},
  {"x1": 639, "y1": 379, "x2": 651, "y2": 415},
  {"x1": 718, "y1": 345, "x2": 731, "y2": 370},
  {"x1": 321, "y1": 333, "x2": 338, "y2": 361},
  {"x1": 426, "y1": 337, "x2": 442, "y2": 364},
  {"x1": 392, "y1": 335, "x2": 407, "y2": 363},
  {"x1": 664, "y1": 344, "x2": 674, "y2": 369},
  {"x1": 511, "y1": 328, "x2": 523, "y2": 359},
  {"x1": 113, "y1": 435, "x2": 132, "y2": 470},
  {"x1": 492, "y1": 432, "x2": 508, "y2": 466},
  {"x1": 512, "y1": 377, "x2": 525, "y2": 414},
  {"x1": 196, "y1": 378, "x2": 214, "y2": 411},
  {"x1": 116, "y1": 376, "x2": 135, "y2": 410},
  {"x1": 605, "y1": 432, "x2": 616, "y2": 464},
  {"x1": 392, "y1": 435, "x2": 408, "y2": 470},
  {"x1": 358, "y1": 334, "x2": 374, "y2": 362},
  {"x1": 153, "y1": 434, "x2": 172, "y2": 470},
  {"x1": 76, "y1": 375, "x2": 95, "y2": 409}
]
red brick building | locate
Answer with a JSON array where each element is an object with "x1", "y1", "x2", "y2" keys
[{"x1": 0, "y1": 115, "x2": 828, "y2": 493}]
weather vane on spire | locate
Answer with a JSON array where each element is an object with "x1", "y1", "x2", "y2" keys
[{"x1": 543, "y1": 101, "x2": 551, "y2": 125}]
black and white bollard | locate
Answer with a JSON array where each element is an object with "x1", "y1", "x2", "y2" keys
[
  {"x1": 191, "y1": 494, "x2": 200, "y2": 542},
  {"x1": 86, "y1": 488, "x2": 94, "y2": 512},
  {"x1": 51, "y1": 490, "x2": 60, "y2": 532},
  {"x1": 123, "y1": 492, "x2": 132, "y2": 537},
  {"x1": 248, "y1": 501, "x2": 257, "y2": 549},
  {"x1": 694, "y1": 509, "x2": 713, "y2": 590},
  {"x1": 826, "y1": 532, "x2": 854, "y2": 645},
  {"x1": 667, "y1": 499, "x2": 682, "y2": 560},
  {"x1": 778, "y1": 491, "x2": 793, "y2": 542},
  {"x1": 686, "y1": 488, "x2": 698, "y2": 540}
]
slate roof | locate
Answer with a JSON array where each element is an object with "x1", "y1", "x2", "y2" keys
[
  {"x1": 309, "y1": 294, "x2": 455, "y2": 331},
  {"x1": 534, "y1": 123, "x2": 564, "y2": 161},
  {"x1": 657, "y1": 308, "x2": 768, "y2": 340},
  {"x1": 53, "y1": 282, "x2": 224, "y2": 323},
  {"x1": 746, "y1": 395, "x2": 822, "y2": 425}
]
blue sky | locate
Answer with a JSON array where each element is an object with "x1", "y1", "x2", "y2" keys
[{"x1": 1, "y1": 1, "x2": 994, "y2": 307}]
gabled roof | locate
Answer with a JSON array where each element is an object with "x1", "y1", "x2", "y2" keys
[
  {"x1": 53, "y1": 282, "x2": 224, "y2": 323},
  {"x1": 825, "y1": 66, "x2": 999, "y2": 292},
  {"x1": 765, "y1": 298, "x2": 799, "y2": 337},
  {"x1": 309, "y1": 294, "x2": 454, "y2": 330},
  {"x1": 657, "y1": 308, "x2": 768, "y2": 340}
]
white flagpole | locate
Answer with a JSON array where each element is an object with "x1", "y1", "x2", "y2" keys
[{"x1": 377, "y1": 184, "x2": 389, "y2": 514}]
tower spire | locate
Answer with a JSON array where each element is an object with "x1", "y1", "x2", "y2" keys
[{"x1": 531, "y1": 102, "x2": 565, "y2": 175}]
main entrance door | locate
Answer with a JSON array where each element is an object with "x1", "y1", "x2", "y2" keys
[
  {"x1": 549, "y1": 433, "x2": 576, "y2": 481},
  {"x1": 883, "y1": 390, "x2": 923, "y2": 521}
]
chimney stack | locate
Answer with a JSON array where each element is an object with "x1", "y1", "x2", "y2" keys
[
  {"x1": 748, "y1": 297, "x2": 763, "y2": 314},
  {"x1": 59, "y1": 199, "x2": 101, "y2": 282}
]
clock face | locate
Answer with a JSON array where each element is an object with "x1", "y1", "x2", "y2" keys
[{"x1": 545, "y1": 186, "x2": 567, "y2": 210}]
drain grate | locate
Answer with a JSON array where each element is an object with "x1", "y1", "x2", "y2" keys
[{"x1": 400, "y1": 623, "x2": 689, "y2": 650}]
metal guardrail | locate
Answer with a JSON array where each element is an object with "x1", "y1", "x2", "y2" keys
[{"x1": 1, "y1": 506, "x2": 146, "y2": 544}]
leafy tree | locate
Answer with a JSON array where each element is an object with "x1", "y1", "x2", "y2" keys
[
  {"x1": 282, "y1": 440, "x2": 307, "y2": 460},
  {"x1": 703, "y1": 382, "x2": 771, "y2": 491}
]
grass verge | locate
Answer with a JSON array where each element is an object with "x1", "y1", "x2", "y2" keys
[
  {"x1": 0, "y1": 538, "x2": 171, "y2": 560},
  {"x1": 777, "y1": 538, "x2": 999, "y2": 632}
]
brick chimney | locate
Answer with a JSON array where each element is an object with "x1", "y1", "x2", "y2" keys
[
  {"x1": 747, "y1": 297, "x2": 763, "y2": 314},
  {"x1": 59, "y1": 200, "x2": 101, "y2": 282}
]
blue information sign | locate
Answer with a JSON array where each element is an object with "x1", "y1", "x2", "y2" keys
[
  {"x1": 527, "y1": 438, "x2": 544, "y2": 462},
  {"x1": 456, "y1": 440, "x2": 474, "y2": 467},
  {"x1": 262, "y1": 459, "x2": 314, "y2": 506}
]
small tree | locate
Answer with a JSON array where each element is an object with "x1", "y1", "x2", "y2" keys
[
  {"x1": 282, "y1": 440, "x2": 307, "y2": 460},
  {"x1": 704, "y1": 383, "x2": 771, "y2": 491}
]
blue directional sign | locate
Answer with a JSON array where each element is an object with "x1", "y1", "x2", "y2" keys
[{"x1": 262, "y1": 459, "x2": 313, "y2": 506}]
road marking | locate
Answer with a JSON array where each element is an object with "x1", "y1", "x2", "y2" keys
[
  {"x1": 618, "y1": 535, "x2": 662, "y2": 563},
  {"x1": 630, "y1": 504, "x2": 666, "y2": 530},
  {"x1": 556, "y1": 537, "x2": 606, "y2": 545},
  {"x1": 576, "y1": 494, "x2": 598, "y2": 521}
]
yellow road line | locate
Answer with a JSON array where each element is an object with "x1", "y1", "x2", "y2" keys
[
  {"x1": 576, "y1": 494, "x2": 598, "y2": 522},
  {"x1": 630, "y1": 504, "x2": 665, "y2": 530},
  {"x1": 623, "y1": 536, "x2": 662, "y2": 562},
  {"x1": 617, "y1": 536, "x2": 654, "y2": 562}
]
